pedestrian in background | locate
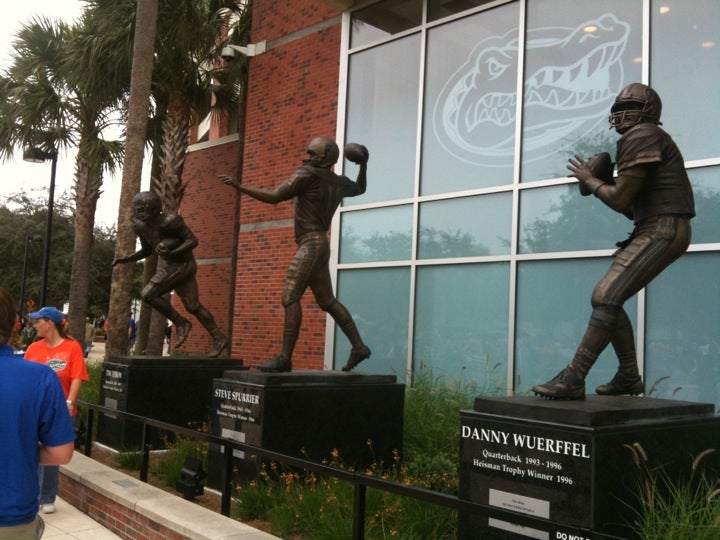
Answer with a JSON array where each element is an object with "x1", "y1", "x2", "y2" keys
[{"x1": 24, "y1": 307, "x2": 88, "y2": 514}]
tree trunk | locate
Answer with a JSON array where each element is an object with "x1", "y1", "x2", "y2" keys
[
  {"x1": 106, "y1": 0, "x2": 159, "y2": 360},
  {"x1": 155, "y1": 97, "x2": 189, "y2": 213},
  {"x1": 134, "y1": 253, "x2": 156, "y2": 354},
  {"x1": 67, "y1": 155, "x2": 101, "y2": 341},
  {"x1": 146, "y1": 303, "x2": 169, "y2": 355}
]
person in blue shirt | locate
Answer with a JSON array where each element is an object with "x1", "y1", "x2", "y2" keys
[{"x1": 0, "y1": 287, "x2": 75, "y2": 538}]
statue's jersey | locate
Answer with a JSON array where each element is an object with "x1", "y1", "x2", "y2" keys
[
  {"x1": 275, "y1": 165, "x2": 366, "y2": 240},
  {"x1": 616, "y1": 123, "x2": 695, "y2": 223}
]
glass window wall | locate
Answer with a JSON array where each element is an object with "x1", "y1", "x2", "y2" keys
[
  {"x1": 418, "y1": 194, "x2": 512, "y2": 258},
  {"x1": 333, "y1": 268, "x2": 411, "y2": 379},
  {"x1": 521, "y1": 0, "x2": 642, "y2": 182},
  {"x1": 414, "y1": 263, "x2": 509, "y2": 392},
  {"x1": 650, "y1": 0, "x2": 720, "y2": 162},
  {"x1": 645, "y1": 254, "x2": 720, "y2": 405},
  {"x1": 337, "y1": 0, "x2": 720, "y2": 401}
]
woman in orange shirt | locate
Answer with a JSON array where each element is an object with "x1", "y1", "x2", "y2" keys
[{"x1": 25, "y1": 307, "x2": 88, "y2": 514}]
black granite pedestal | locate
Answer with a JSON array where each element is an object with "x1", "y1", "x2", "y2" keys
[
  {"x1": 97, "y1": 356, "x2": 244, "y2": 450},
  {"x1": 459, "y1": 396, "x2": 719, "y2": 539},
  {"x1": 208, "y1": 370, "x2": 405, "y2": 488}
]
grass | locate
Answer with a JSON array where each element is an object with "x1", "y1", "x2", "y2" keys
[{"x1": 628, "y1": 444, "x2": 720, "y2": 539}]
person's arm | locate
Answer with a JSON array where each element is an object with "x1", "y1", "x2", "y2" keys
[
  {"x1": 157, "y1": 218, "x2": 199, "y2": 257},
  {"x1": 218, "y1": 175, "x2": 288, "y2": 204},
  {"x1": 66, "y1": 378, "x2": 83, "y2": 415},
  {"x1": 112, "y1": 239, "x2": 153, "y2": 266},
  {"x1": 352, "y1": 162, "x2": 368, "y2": 195},
  {"x1": 568, "y1": 155, "x2": 646, "y2": 215},
  {"x1": 40, "y1": 441, "x2": 75, "y2": 465}
]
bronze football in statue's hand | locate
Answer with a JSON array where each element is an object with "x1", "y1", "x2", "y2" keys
[{"x1": 343, "y1": 143, "x2": 369, "y2": 164}]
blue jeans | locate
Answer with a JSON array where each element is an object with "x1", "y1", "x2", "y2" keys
[{"x1": 38, "y1": 465, "x2": 59, "y2": 505}]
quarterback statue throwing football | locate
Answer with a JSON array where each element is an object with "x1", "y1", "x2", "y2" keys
[
  {"x1": 113, "y1": 191, "x2": 229, "y2": 357},
  {"x1": 532, "y1": 83, "x2": 695, "y2": 400},
  {"x1": 220, "y1": 136, "x2": 371, "y2": 373}
]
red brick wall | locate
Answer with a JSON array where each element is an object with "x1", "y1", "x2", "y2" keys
[
  {"x1": 173, "y1": 142, "x2": 238, "y2": 356},
  {"x1": 179, "y1": 0, "x2": 342, "y2": 369},
  {"x1": 60, "y1": 475, "x2": 187, "y2": 540}
]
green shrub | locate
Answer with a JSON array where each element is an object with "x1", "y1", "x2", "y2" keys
[
  {"x1": 630, "y1": 444, "x2": 720, "y2": 539},
  {"x1": 152, "y1": 435, "x2": 209, "y2": 489},
  {"x1": 114, "y1": 451, "x2": 143, "y2": 470}
]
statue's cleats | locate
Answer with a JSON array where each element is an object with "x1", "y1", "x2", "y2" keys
[
  {"x1": 208, "y1": 333, "x2": 229, "y2": 358},
  {"x1": 596, "y1": 371, "x2": 644, "y2": 396},
  {"x1": 174, "y1": 321, "x2": 193, "y2": 349},
  {"x1": 341, "y1": 345, "x2": 371, "y2": 372},
  {"x1": 532, "y1": 366, "x2": 585, "y2": 400},
  {"x1": 257, "y1": 353, "x2": 292, "y2": 372}
]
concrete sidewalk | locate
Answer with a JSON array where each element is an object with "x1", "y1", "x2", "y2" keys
[
  {"x1": 86, "y1": 340, "x2": 170, "y2": 365},
  {"x1": 41, "y1": 497, "x2": 121, "y2": 539},
  {"x1": 37, "y1": 342, "x2": 121, "y2": 538}
]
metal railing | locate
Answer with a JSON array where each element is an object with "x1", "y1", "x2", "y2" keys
[{"x1": 77, "y1": 401, "x2": 625, "y2": 540}]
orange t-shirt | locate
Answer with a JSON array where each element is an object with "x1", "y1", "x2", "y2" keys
[{"x1": 25, "y1": 339, "x2": 89, "y2": 398}]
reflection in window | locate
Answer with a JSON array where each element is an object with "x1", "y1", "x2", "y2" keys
[
  {"x1": 521, "y1": 0, "x2": 642, "y2": 182},
  {"x1": 350, "y1": 0, "x2": 423, "y2": 49},
  {"x1": 427, "y1": 0, "x2": 498, "y2": 22},
  {"x1": 422, "y1": 3, "x2": 519, "y2": 194},
  {"x1": 418, "y1": 193, "x2": 511, "y2": 258},
  {"x1": 346, "y1": 35, "x2": 420, "y2": 204},
  {"x1": 333, "y1": 268, "x2": 410, "y2": 379},
  {"x1": 414, "y1": 263, "x2": 508, "y2": 391},
  {"x1": 688, "y1": 167, "x2": 720, "y2": 244},
  {"x1": 519, "y1": 184, "x2": 633, "y2": 254},
  {"x1": 645, "y1": 254, "x2": 720, "y2": 405},
  {"x1": 515, "y1": 259, "x2": 637, "y2": 395},
  {"x1": 651, "y1": 0, "x2": 720, "y2": 162},
  {"x1": 340, "y1": 206, "x2": 412, "y2": 263}
]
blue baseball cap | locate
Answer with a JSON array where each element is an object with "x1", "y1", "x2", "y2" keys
[{"x1": 28, "y1": 306, "x2": 65, "y2": 324}]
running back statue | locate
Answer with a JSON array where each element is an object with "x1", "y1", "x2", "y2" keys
[{"x1": 113, "y1": 191, "x2": 229, "y2": 357}]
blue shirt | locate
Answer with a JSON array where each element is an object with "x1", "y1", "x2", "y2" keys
[{"x1": 0, "y1": 344, "x2": 76, "y2": 526}]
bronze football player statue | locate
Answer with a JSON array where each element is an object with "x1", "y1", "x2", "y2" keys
[
  {"x1": 532, "y1": 83, "x2": 695, "y2": 400},
  {"x1": 220, "y1": 136, "x2": 371, "y2": 372},
  {"x1": 113, "y1": 191, "x2": 229, "y2": 357}
]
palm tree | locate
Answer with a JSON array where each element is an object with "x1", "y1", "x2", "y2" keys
[
  {"x1": 141, "y1": 0, "x2": 251, "y2": 354},
  {"x1": 103, "y1": 0, "x2": 160, "y2": 359},
  {"x1": 0, "y1": 17, "x2": 123, "y2": 338}
]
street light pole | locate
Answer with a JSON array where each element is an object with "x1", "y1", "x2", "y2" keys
[
  {"x1": 19, "y1": 234, "x2": 43, "y2": 314},
  {"x1": 23, "y1": 148, "x2": 58, "y2": 308}
]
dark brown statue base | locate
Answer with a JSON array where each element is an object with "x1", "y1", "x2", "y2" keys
[
  {"x1": 96, "y1": 355, "x2": 244, "y2": 450},
  {"x1": 207, "y1": 369, "x2": 404, "y2": 488},
  {"x1": 458, "y1": 395, "x2": 719, "y2": 539}
]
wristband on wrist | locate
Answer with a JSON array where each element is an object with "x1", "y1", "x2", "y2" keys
[{"x1": 66, "y1": 400, "x2": 74, "y2": 405}]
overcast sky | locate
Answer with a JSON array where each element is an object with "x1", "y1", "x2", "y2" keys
[{"x1": 0, "y1": 2, "x2": 146, "y2": 228}]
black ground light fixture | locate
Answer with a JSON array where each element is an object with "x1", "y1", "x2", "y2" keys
[
  {"x1": 176, "y1": 456, "x2": 206, "y2": 500},
  {"x1": 23, "y1": 147, "x2": 58, "y2": 307}
]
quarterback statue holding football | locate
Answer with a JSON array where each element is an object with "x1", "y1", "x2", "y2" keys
[
  {"x1": 220, "y1": 136, "x2": 372, "y2": 372},
  {"x1": 532, "y1": 83, "x2": 695, "y2": 400},
  {"x1": 113, "y1": 191, "x2": 229, "y2": 357}
]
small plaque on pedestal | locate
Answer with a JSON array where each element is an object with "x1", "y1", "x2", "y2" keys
[
  {"x1": 208, "y1": 370, "x2": 405, "y2": 488},
  {"x1": 97, "y1": 356, "x2": 244, "y2": 449},
  {"x1": 459, "y1": 396, "x2": 719, "y2": 539}
]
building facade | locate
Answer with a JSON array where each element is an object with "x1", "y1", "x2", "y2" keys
[{"x1": 179, "y1": 0, "x2": 719, "y2": 405}]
